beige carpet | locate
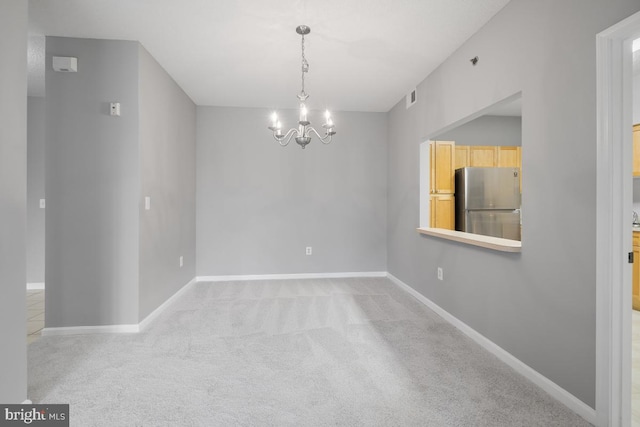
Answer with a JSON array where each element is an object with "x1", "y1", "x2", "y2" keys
[{"x1": 28, "y1": 277, "x2": 590, "y2": 426}]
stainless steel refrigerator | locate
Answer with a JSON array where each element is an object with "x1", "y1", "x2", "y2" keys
[{"x1": 455, "y1": 167, "x2": 521, "y2": 241}]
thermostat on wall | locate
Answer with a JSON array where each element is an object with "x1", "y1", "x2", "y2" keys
[{"x1": 52, "y1": 56, "x2": 78, "y2": 72}]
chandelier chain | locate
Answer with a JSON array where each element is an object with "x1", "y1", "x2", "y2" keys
[{"x1": 301, "y1": 33, "x2": 308, "y2": 97}]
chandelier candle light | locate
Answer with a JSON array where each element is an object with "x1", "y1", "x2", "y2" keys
[{"x1": 268, "y1": 25, "x2": 336, "y2": 149}]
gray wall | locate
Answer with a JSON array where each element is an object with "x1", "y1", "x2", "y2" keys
[
  {"x1": 387, "y1": 0, "x2": 640, "y2": 408},
  {"x1": 27, "y1": 96, "x2": 46, "y2": 284},
  {"x1": 138, "y1": 45, "x2": 196, "y2": 320},
  {"x1": 45, "y1": 37, "x2": 140, "y2": 327},
  {"x1": 436, "y1": 115, "x2": 521, "y2": 146},
  {"x1": 0, "y1": 0, "x2": 27, "y2": 403},
  {"x1": 197, "y1": 107, "x2": 387, "y2": 276}
]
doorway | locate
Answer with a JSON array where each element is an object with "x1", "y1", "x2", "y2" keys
[{"x1": 596, "y1": 10, "x2": 640, "y2": 427}]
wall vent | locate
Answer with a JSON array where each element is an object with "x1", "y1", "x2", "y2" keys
[
  {"x1": 52, "y1": 56, "x2": 77, "y2": 72},
  {"x1": 406, "y1": 88, "x2": 417, "y2": 109}
]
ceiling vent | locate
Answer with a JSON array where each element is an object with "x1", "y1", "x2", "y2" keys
[{"x1": 406, "y1": 88, "x2": 417, "y2": 109}]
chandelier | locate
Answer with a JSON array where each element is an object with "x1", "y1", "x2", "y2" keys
[{"x1": 268, "y1": 25, "x2": 336, "y2": 149}]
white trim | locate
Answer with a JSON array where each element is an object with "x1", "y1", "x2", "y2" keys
[
  {"x1": 22, "y1": 400, "x2": 32, "y2": 405},
  {"x1": 196, "y1": 271, "x2": 388, "y2": 282},
  {"x1": 596, "y1": 11, "x2": 640, "y2": 427},
  {"x1": 138, "y1": 277, "x2": 196, "y2": 331},
  {"x1": 41, "y1": 324, "x2": 139, "y2": 336},
  {"x1": 36, "y1": 273, "x2": 383, "y2": 337},
  {"x1": 419, "y1": 141, "x2": 430, "y2": 228},
  {"x1": 40, "y1": 277, "x2": 199, "y2": 336},
  {"x1": 387, "y1": 273, "x2": 597, "y2": 425},
  {"x1": 26, "y1": 282, "x2": 44, "y2": 290}
]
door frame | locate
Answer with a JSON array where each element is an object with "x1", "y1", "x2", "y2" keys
[{"x1": 596, "y1": 10, "x2": 640, "y2": 427}]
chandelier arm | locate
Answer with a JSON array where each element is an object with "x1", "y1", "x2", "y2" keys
[
  {"x1": 273, "y1": 128, "x2": 299, "y2": 146},
  {"x1": 307, "y1": 126, "x2": 334, "y2": 144}
]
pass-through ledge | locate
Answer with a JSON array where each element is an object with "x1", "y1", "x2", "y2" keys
[{"x1": 416, "y1": 228, "x2": 521, "y2": 253}]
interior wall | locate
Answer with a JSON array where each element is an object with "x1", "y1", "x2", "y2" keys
[
  {"x1": 45, "y1": 37, "x2": 140, "y2": 327},
  {"x1": 27, "y1": 96, "x2": 46, "y2": 284},
  {"x1": 0, "y1": 0, "x2": 27, "y2": 402},
  {"x1": 196, "y1": 107, "x2": 387, "y2": 276},
  {"x1": 386, "y1": 0, "x2": 640, "y2": 408},
  {"x1": 138, "y1": 45, "x2": 196, "y2": 320},
  {"x1": 436, "y1": 115, "x2": 522, "y2": 146}
]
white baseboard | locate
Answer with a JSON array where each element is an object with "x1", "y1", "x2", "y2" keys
[
  {"x1": 196, "y1": 271, "x2": 388, "y2": 282},
  {"x1": 138, "y1": 277, "x2": 196, "y2": 331},
  {"x1": 41, "y1": 277, "x2": 199, "y2": 336},
  {"x1": 41, "y1": 323, "x2": 139, "y2": 336},
  {"x1": 26, "y1": 282, "x2": 45, "y2": 290},
  {"x1": 22, "y1": 400, "x2": 32, "y2": 405},
  {"x1": 386, "y1": 273, "x2": 597, "y2": 425},
  {"x1": 39, "y1": 273, "x2": 385, "y2": 336}
]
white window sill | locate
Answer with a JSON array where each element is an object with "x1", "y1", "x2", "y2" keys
[{"x1": 416, "y1": 227, "x2": 522, "y2": 253}]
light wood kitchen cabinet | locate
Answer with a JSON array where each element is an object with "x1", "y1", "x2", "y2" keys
[
  {"x1": 430, "y1": 141, "x2": 455, "y2": 194},
  {"x1": 497, "y1": 146, "x2": 521, "y2": 168},
  {"x1": 455, "y1": 145, "x2": 470, "y2": 170},
  {"x1": 469, "y1": 146, "x2": 498, "y2": 167},
  {"x1": 430, "y1": 194, "x2": 455, "y2": 229},
  {"x1": 497, "y1": 146, "x2": 522, "y2": 190},
  {"x1": 429, "y1": 141, "x2": 455, "y2": 230},
  {"x1": 634, "y1": 233, "x2": 640, "y2": 310},
  {"x1": 633, "y1": 124, "x2": 640, "y2": 177}
]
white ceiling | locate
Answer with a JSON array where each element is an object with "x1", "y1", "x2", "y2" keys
[{"x1": 28, "y1": 0, "x2": 511, "y2": 112}]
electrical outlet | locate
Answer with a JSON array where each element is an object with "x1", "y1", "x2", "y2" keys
[
  {"x1": 39, "y1": 199, "x2": 46, "y2": 209},
  {"x1": 179, "y1": 256, "x2": 184, "y2": 267},
  {"x1": 437, "y1": 267, "x2": 443, "y2": 281},
  {"x1": 144, "y1": 196, "x2": 151, "y2": 210},
  {"x1": 110, "y1": 102, "x2": 121, "y2": 116},
  {"x1": 306, "y1": 247, "x2": 312, "y2": 255}
]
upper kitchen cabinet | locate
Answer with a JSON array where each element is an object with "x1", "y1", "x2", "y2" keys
[
  {"x1": 634, "y1": 124, "x2": 640, "y2": 177},
  {"x1": 430, "y1": 141, "x2": 455, "y2": 194},
  {"x1": 497, "y1": 146, "x2": 522, "y2": 190},
  {"x1": 469, "y1": 146, "x2": 498, "y2": 167},
  {"x1": 497, "y1": 146, "x2": 521, "y2": 168},
  {"x1": 455, "y1": 145, "x2": 470, "y2": 170}
]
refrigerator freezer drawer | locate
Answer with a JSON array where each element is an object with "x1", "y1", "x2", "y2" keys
[{"x1": 465, "y1": 210, "x2": 521, "y2": 241}]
